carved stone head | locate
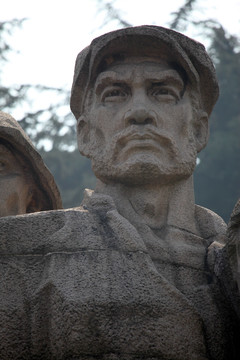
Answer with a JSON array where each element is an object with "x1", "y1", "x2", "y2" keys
[
  {"x1": 71, "y1": 26, "x2": 219, "y2": 185},
  {"x1": 0, "y1": 111, "x2": 62, "y2": 217}
]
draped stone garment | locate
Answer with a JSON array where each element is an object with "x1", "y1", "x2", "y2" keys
[{"x1": 0, "y1": 190, "x2": 239, "y2": 359}]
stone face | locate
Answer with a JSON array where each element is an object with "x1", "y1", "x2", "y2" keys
[
  {"x1": 1, "y1": 25, "x2": 240, "y2": 359},
  {"x1": 0, "y1": 111, "x2": 62, "y2": 216}
]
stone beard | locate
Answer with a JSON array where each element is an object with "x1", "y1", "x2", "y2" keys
[{"x1": 79, "y1": 58, "x2": 203, "y2": 186}]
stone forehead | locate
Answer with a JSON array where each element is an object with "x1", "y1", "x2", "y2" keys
[
  {"x1": 70, "y1": 25, "x2": 219, "y2": 119},
  {"x1": 94, "y1": 60, "x2": 184, "y2": 85}
]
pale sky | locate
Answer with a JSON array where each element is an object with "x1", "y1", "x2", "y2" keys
[{"x1": 1, "y1": 0, "x2": 240, "y2": 90}]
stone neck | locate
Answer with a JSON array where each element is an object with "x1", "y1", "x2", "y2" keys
[{"x1": 95, "y1": 176, "x2": 198, "y2": 235}]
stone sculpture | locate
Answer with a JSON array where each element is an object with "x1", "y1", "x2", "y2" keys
[
  {"x1": 0, "y1": 111, "x2": 62, "y2": 216},
  {"x1": 217, "y1": 199, "x2": 240, "y2": 320},
  {"x1": 0, "y1": 26, "x2": 239, "y2": 359},
  {"x1": 228, "y1": 199, "x2": 240, "y2": 293}
]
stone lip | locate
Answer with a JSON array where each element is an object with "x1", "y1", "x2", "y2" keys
[
  {"x1": 0, "y1": 111, "x2": 62, "y2": 211},
  {"x1": 71, "y1": 25, "x2": 219, "y2": 120}
]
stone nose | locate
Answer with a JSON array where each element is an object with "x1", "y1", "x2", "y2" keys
[{"x1": 124, "y1": 108, "x2": 157, "y2": 126}]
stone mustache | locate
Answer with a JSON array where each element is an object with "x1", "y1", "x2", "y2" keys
[{"x1": 0, "y1": 26, "x2": 239, "y2": 360}]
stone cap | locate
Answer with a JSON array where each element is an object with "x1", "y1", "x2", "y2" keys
[
  {"x1": 71, "y1": 25, "x2": 219, "y2": 120},
  {"x1": 0, "y1": 111, "x2": 62, "y2": 211}
]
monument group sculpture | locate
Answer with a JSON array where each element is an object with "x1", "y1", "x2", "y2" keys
[{"x1": 0, "y1": 25, "x2": 239, "y2": 359}]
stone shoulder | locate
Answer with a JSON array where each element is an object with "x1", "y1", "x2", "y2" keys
[
  {"x1": 195, "y1": 204, "x2": 227, "y2": 241},
  {"x1": 195, "y1": 205, "x2": 228, "y2": 274},
  {"x1": 0, "y1": 207, "x2": 97, "y2": 255}
]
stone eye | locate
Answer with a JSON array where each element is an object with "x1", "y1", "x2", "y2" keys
[
  {"x1": 102, "y1": 87, "x2": 128, "y2": 102},
  {"x1": 150, "y1": 84, "x2": 180, "y2": 102},
  {"x1": 108, "y1": 90, "x2": 122, "y2": 97},
  {"x1": 152, "y1": 88, "x2": 170, "y2": 96}
]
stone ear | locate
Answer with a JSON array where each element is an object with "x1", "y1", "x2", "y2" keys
[
  {"x1": 194, "y1": 111, "x2": 209, "y2": 153},
  {"x1": 77, "y1": 115, "x2": 91, "y2": 157}
]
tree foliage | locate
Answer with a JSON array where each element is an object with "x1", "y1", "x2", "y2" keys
[
  {"x1": 41, "y1": 149, "x2": 95, "y2": 208},
  {"x1": 169, "y1": 0, "x2": 197, "y2": 31},
  {"x1": 96, "y1": 0, "x2": 131, "y2": 28},
  {"x1": 0, "y1": 19, "x2": 29, "y2": 111}
]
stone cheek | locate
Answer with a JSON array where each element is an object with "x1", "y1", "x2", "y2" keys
[{"x1": 0, "y1": 207, "x2": 235, "y2": 359}]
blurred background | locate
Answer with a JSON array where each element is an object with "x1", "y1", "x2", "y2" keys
[{"x1": 1, "y1": 0, "x2": 240, "y2": 222}]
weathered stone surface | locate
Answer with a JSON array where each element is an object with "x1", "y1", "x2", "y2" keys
[
  {"x1": 0, "y1": 111, "x2": 62, "y2": 216},
  {"x1": 0, "y1": 191, "x2": 238, "y2": 359},
  {"x1": 1, "y1": 25, "x2": 240, "y2": 359},
  {"x1": 214, "y1": 199, "x2": 240, "y2": 321}
]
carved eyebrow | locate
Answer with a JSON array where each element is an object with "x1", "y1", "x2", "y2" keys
[
  {"x1": 94, "y1": 69, "x2": 185, "y2": 93},
  {"x1": 147, "y1": 71, "x2": 184, "y2": 88},
  {"x1": 95, "y1": 72, "x2": 128, "y2": 93}
]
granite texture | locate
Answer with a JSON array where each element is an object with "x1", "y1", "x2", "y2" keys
[{"x1": 0, "y1": 190, "x2": 239, "y2": 359}]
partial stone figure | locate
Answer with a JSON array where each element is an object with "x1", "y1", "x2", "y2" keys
[
  {"x1": 0, "y1": 26, "x2": 239, "y2": 360},
  {"x1": 215, "y1": 199, "x2": 240, "y2": 320},
  {"x1": 0, "y1": 111, "x2": 62, "y2": 216},
  {"x1": 228, "y1": 199, "x2": 240, "y2": 292}
]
